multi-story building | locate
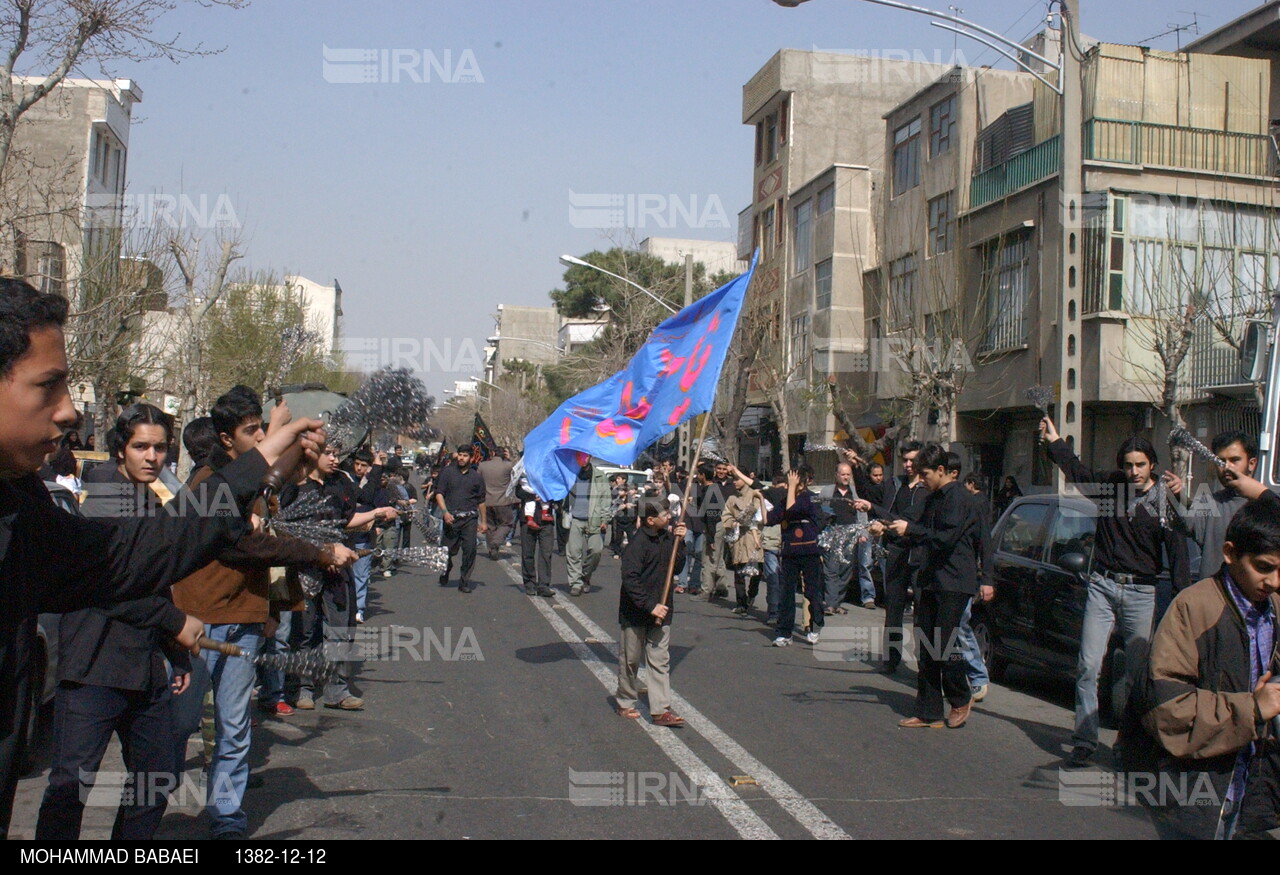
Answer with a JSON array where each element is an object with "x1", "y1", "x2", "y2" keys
[
  {"x1": 637, "y1": 237, "x2": 746, "y2": 278},
  {"x1": 875, "y1": 33, "x2": 1280, "y2": 491},
  {"x1": 735, "y1": 49, "x2": 1015, "y2": 472},
  {"x1": 2, "y1": 77, "x2": 141, "y2": 293}
]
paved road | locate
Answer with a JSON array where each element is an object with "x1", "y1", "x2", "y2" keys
[{"x1": 10, "y1": 536, "x2": 1157, "y2": 840}]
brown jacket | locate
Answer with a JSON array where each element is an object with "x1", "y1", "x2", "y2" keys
[{"x1": 171, "y1": 463, "x2": 320, "y2": 624}]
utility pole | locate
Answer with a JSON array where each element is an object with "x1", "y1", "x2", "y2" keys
[{"x1": 1057, "y1": 0, "x2": 1083, "y2": 485}]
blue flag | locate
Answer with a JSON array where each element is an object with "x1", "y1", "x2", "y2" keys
[{"x1": 523, "y1": 253, "x2": 757, "y2": 501}]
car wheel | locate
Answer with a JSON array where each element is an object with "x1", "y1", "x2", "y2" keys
[
  {"x1": 18, "y1": 651, "x2": 46, "y2": 775},
  {"x1": 970, "y1": 615, "x2": 1007, "y2": 682}
]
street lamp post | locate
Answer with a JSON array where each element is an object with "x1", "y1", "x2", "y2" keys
[
  {"x1": 772, "y1": 0, "x2": 1083, "y2": 471},
  {"x1": 559, "y1": 254, "x2": 679, "y2": 314}
]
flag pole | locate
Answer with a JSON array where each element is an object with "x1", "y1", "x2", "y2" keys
[{"x1": 656, "y1": 411, "x2": 711, "y2": 625}]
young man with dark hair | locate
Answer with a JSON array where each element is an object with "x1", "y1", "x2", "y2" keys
[
  {"x1": 38, "y1": 404, "x2": 198, "y2": 840},
  {"x1": 0, "y1": 278, "x2": 324, "y2": 838},
  {"x1": 876, "y1": 445, "x2": 983, "y2": 729},
  {"x1": 616, "y1": 497, "x2": 687, "y2": 727},
  {"x1": 435, "y1": 445, "x2": 487, "y2": 593},
  {"x1": 1040, "y1": 415, "x2": 1190, "y2": 767},
  {"x1": 181, "y1": 416, "x2": 219, "y2": 477},
  {"x1": 853, "y1": 441, "x2": 929, "y2": 673},
  {"x1": 695, "y1": 461, "x2": 732, "y2": 600},
  {"x1": 1131, "y1": 500, "x2": 1280, "y2": 839},
  {"x1": 1167, "y1": 430, "x2": 1261, "y2": 582},
  {"x1": 173, "y1": 386, "x2": 357, "y2": 840}
]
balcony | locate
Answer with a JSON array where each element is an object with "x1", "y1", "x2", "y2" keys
[
  {"x1": 1084, "y1": 118, "x2": 1274, "y2": 177},
  {"x1": 969, "y1": 136, "x2": 1060, "y2": 210}
]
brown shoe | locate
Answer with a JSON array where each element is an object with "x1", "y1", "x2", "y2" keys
[
  {"x1": 295, "y1": 698, "x2": 315, "y2": 711},
  {"x1": 898, "y1": 716, "x2": 944, "y2": 729},
  {"x1": 946, "y1": 701, "x2": 972, "y2": 729},
  {"x1": 651, "y1": 710, "x2": 685, "y2": 728},
  {"x1": 324, "y1": 696, "x2": 365, "y2": 711}
]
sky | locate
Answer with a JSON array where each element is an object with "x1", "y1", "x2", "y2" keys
[{"x1": 88, "y1": 0, "x2": 1266, "y2": 399}]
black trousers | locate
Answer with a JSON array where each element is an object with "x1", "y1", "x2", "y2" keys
[
  {"x1": 778, "y1": 553, "x2": 824, "y2": 638},
  {"x1": 36, "y1": 680, "x2": 176, "y2": 840},
  {"x1": 882, "y1": 551, "x2": 916, "y2": 668},
  {"x1": 520, "y1": 520, "x2": 555, "y2": 588},
  {"x1": 610, "y1": 517, "x2": 634, "y2": 555},
  {"x1": 913, "y1": 589, "x2": 973, "y2": 721},
  {"x1": 441, "y1": 516, "x2": 478, "y2": 583}
]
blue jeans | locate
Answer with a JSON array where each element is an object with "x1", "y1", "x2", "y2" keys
[
  {"x1": 258, "y1": 611, "x2": 293, "y2": 707},
  {"x1": 681, "y1": 531, "x2": 704, "y2": 590},
  {"x1": 352, "y1": 535, "x2": 372, "y2": 615},
  {"x1": 763, "y1": 550, "x2": 781, "y2": 619},
  {"x1": 1074, "y1": 573, "x2": 1155, "y2": 751},
  {"x1": 958, "y1": 601, "x2": 989, "y2": 689},
  {"x1": 856, "y1": 539, "x2": 876, "y2": 604},
  {"x1": 202, "y1": 623, "x2": 264, "y2": 838}
]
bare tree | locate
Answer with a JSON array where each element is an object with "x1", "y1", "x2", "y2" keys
[{"x1": 0, "y1": 0, "x2": 246, "y2": 177}]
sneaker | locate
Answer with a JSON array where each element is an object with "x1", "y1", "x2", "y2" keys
[
  {"x1": 537, "y1": 586, "x2": 555, "y2": 597},
  {"x1": 766, "y1": 615, "x2": 778, "y2": 625},
  {"x1": 570, "y1": 584, "x2": 583, "y2": 597},
  {"x1": 971, "y1": 684, "x2": 989, "y2": 703},
  {"x1": 524, "y1": 584, "x2": 537, "y2": 596},
  {"x1": 459, "y1": 582, "x2": 473, "y2": 594},
  {"x1": 862, "y1": 600, "x2": 877, "y2": 610},
  {"x1": 805, "y1": 630, "x2": 820, "y2": 645},
  {"x1": 772, "y1": 636, "x2": 791, "y2": 647},
  {"x1": 732, "y1": 606, "x2": 748, "y2": 615},
  {"x1": 273, "y1": 702, "x2": 294, "y2": 717},
  {"x1": 295, "y1": 697, "x2": 315, "y2": 711},
  {"x1": 324, "y1": 696, "x2": 365, "y2": 711},
  {"x1": 355, "y1": 612, "x2": 365, "y2": 624}
]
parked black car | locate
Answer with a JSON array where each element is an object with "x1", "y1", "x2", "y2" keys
[{"x1": 969, "y1": 494, "x2": 1198, "y2": 725}]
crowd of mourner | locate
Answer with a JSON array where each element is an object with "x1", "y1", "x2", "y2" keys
[{"x1": 4, "y1": 275, "x2": 1280, "y2": 840}]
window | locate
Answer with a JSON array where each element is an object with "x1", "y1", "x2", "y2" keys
[
  {"x1": 998, "y1": 502, "x2": 1050, "y2": 561},
  {"x1": 929, "y1": 96, "x2": 956, "y2": 157},
  {"x1": 816, "y1": 184, "x2": 835, "y2": 216},
  {"x1": 888, "y1": 253, "x2": 917, "y2": 329},
  {"x1": 761, "y1": 205, "x2": 775, "y2": 259},
  {"x1": 766, "y1": 112, "x2": 779, "y2": 163},
  {"x1": 775, "y1": 198, "x2": 784, "y2": 245},
  {"x1": 755, "y1": 122, "x2": 763, "y2": 166},
  {"x1": 980, "y1": 231, "x2": 1032, "y2": 353},
  {"x1": 30, "y1": 241, "x2": 65, "y2": 296},
  {"x1": 892, "y1": 117, "x2": 921, "y2": 196},
  {"x1": 793, "y1": 199, "x2": 812, "y2": 274},
  {"x1": 779, "y1": 97, "x2": 788, "y2": 146},
  {"x1": 1046, "y1": 506, "x2": 1096, "y2": 569},
  {"x1": 815, "y1": 259, "x2": 833, "y2": 310},
  {"x1": 790, "y1": 313, "x2": 810, "y2": 370},
  {"x1": 927, "y1": 192, "x2": 953, "y2": 255}
]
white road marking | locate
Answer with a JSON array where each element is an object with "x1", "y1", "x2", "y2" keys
[
  {"x1": 549, "y1": 593, "x2": 854, "y2": 841},
  {"x1": 522, "y1": 586, "x2": 780, "y2": 840}
]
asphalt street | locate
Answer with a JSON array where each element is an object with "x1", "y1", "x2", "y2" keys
[{"x1": 10, "y1": 534, "x2": 1158, "y2": 840}]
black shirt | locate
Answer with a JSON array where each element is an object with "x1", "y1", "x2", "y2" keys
[
  {"x1": 903, "y1": 481, "x2": 982, "y2": 595},
  {"x1": 435, "y1": 464, "x2": 485, "y2": 515},
  {"x1": 1047, "y1": 439, "x2": 1189, "y2": 589}
]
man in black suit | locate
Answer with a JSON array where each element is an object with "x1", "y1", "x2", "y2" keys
[{"x1": 875, "y1": 445, "x2": 981, "y2": 729}]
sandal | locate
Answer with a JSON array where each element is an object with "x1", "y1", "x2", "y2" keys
[
  {"x1": 675, "y1": 585, "x2": 686, "y2": 594},
  {"x1": 833, "y1": 606, "x2": 849, "y2": 615},
  {"x1": 616, "y1": 707, "x2": 641, "y2": 719}
]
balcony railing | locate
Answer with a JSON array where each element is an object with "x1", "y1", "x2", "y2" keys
[
  {"x1": 969, "y1": 136, "x2": 1060, "y2": 210},
  {"x1": 1084, "y1": 118, "x2": 1273, "y2": 177}
]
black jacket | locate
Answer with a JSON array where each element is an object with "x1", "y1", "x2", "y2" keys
[
  {"x1": 1046, "y1": 439, "x2": 1190, "y2": 593},
  {"x1": 59, "y1": 467, "x2": 190, "y2": 691},
  {"x1": 0, "y1": 451, "x2": 266, "y2": 837},
  {"x1": 901, "y1": 482, "x2": 982, "y2": 595},
  {"x1": 619, "y1": 527, "x2": 685, "y2": 628}
]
